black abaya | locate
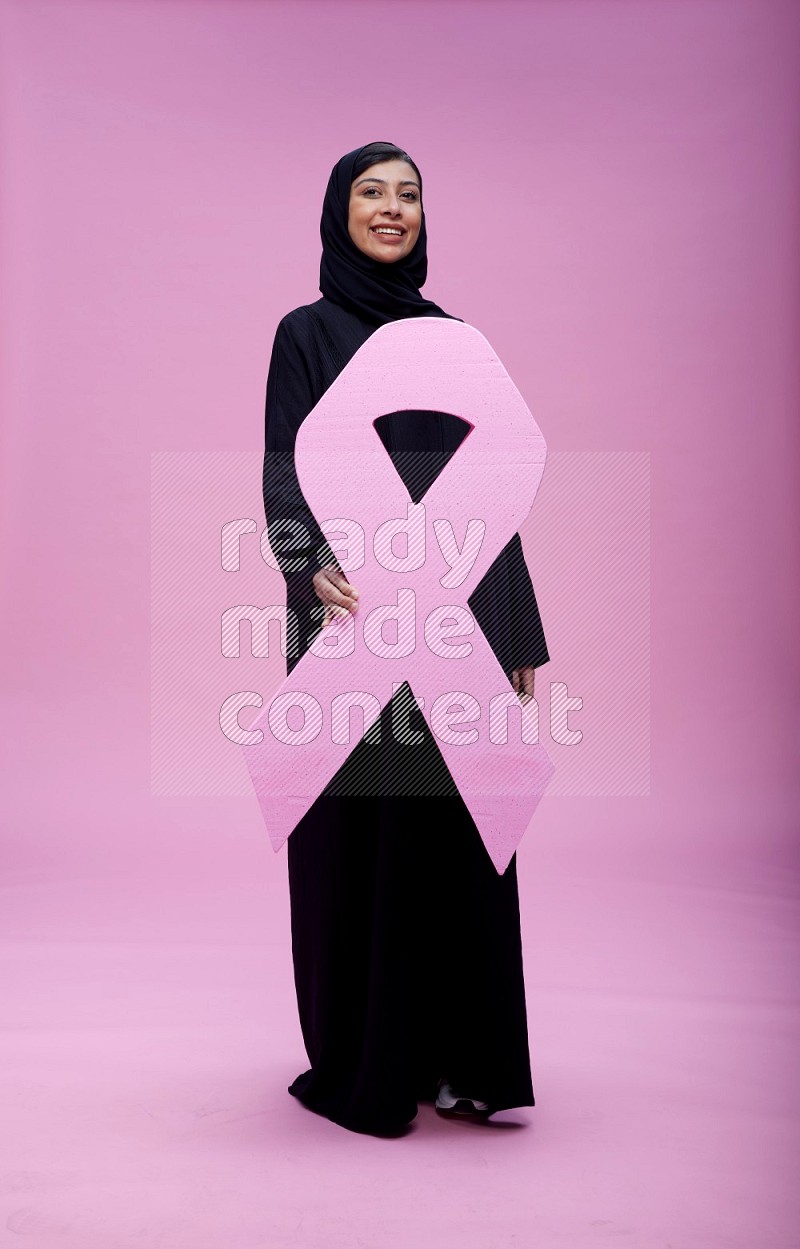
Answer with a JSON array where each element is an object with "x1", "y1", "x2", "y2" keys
[{"x1": 263, "y1": 296, "x2": 550, "y2": 1134}]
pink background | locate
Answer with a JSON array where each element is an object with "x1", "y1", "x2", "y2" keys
[{"x1": 1, "y1": 1, "x2": 798, "y2": 1246}]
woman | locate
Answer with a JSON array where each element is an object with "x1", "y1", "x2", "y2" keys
[{"x1": 263, "y1": 141, "x2": 550, "y2": 1136}]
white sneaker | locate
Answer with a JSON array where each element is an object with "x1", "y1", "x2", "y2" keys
[{"x1": 435, "y1": 1077, "x2": 490, "y2": 1115}]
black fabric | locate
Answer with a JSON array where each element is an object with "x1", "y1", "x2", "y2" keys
[
  {"x1": 319, "y1": 142, "x2": 452, "y2": 326},
  {"x1": 263, "y1": 296, "x2": 551, "y2": 1134}
]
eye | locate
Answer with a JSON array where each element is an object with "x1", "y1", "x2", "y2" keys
[
  {"x1": 402, "y1": 191, "x2": 419, "y2": 201},
  {"x1": 362, "y1": 187, "x2": 381, "y2": 196}
]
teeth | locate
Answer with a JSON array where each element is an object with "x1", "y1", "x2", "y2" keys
[{"x1": 373, "y1": 228, "x2": 403, "y2": 235}]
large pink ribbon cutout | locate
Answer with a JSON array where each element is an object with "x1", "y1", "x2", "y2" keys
[{"x1": 242, "y1": 317, "x2": 555, "y2": 874}]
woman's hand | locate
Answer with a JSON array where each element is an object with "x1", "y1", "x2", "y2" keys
[
  {"x1": 512, "y1": 665, "x2": 536, "y2": 703},
  {"x1": 313, "y1": 566, "x2": 359, "y2": 627}
]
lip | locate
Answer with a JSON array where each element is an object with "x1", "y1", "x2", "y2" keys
[{"x1": 369, "y1": 225, "x2": 406, "y2": 240}]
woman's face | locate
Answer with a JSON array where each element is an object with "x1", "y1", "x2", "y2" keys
[{"x1": 348, "y1": 159, "x2": 422, "y2": 263}]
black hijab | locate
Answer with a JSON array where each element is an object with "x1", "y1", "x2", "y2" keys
[{"x1": 319, "y1": 142, "x2": 455, "y2": 327}]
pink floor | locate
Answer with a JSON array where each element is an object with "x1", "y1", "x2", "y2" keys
[{"x1": 2, "y1": 764, "x2": 797, "y2": 1247}]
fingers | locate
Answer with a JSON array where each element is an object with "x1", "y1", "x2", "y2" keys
[
  {"x1": 323, "y1": 602, "x2": 348, "y2": 626},
  {"x1": 313, "y1": 566, "x2": 359, "y2": 620},
  {"x1": 327, "y1": 569, "x2": 359, "y2": 609},
  {"x1": 512, "y1": 666, "x2": 536, "y2": 702}
]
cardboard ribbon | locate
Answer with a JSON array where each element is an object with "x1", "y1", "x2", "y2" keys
[{"x1": 242, "y1": 317, "x2": 555, "y2": 874}]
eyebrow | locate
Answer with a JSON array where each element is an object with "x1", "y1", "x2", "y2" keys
[{"x1": 353, "y1": 177, "x2": 420, "y2": 189}]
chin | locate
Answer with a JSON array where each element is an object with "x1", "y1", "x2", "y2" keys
[{"x1": 370, "y1": 245, "x2": 407, "y2": 264}]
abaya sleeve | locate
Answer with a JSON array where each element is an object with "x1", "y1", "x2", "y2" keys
[
  {"x1": 505, "y1": 531, "x2": 551, "y2": 671},
  {"x1": 467, "y1": 531, "x2": 550, "y2": 678},
  {"x1": 263, "y1": 316, "x2": 342, "y2": 650}
]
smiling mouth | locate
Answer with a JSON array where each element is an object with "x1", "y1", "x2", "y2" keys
[{"x1": 370, "y1": 227, "x2": 405, "y2": 239}]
